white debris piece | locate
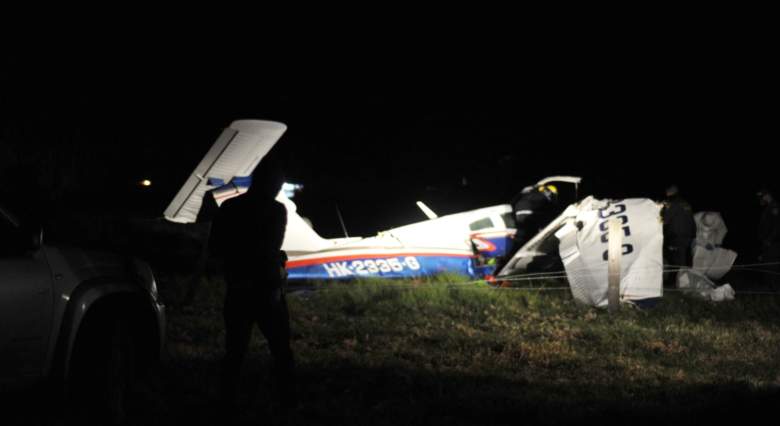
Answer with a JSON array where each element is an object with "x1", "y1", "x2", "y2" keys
[
  {"x1": 692, "y1": 212, "x2": 738, "y2": 280},
  {"x1": 676, "y1": 269, "x2": 735, "y2": 302},
  {"x1": 557, "y1": 197, "x2": 664, "y2": 308}
]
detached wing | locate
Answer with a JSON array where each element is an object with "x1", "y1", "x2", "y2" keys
[{"x1": 163, "y1": 120, "x2": 287, "y2": 223}]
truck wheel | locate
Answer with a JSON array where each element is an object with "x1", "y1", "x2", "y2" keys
[{"x1": 68, "y1": 312, "x2": 136, "y2": 425}]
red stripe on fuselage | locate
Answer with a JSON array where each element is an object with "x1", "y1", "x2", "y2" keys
[
  {"x1": 471, "y1": 238, "x2": 497, "y2": 252},
  {"x1": 286, "y1": 252, "x2": 473, "y2": 268}
]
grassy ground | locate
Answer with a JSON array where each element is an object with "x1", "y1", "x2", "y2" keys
[
  {"x1": 141, "y1": 274, "x2": 780, "y2": 426},
  {"x1": 5, "y1": 275, "x2": 778, "y2": 425}
]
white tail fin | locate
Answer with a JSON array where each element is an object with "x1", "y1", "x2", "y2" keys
[{"x1": 276, "y1": 192, "x2": 334, "y2": 254}]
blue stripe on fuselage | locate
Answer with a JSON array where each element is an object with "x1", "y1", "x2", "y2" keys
[{"x1": 287, "y1": 255, "x2": 476, "y2": 281}]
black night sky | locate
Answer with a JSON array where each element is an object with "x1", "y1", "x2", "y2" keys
[{"x1": 1, "y1": 44, "x2": 776, "y2": 258}]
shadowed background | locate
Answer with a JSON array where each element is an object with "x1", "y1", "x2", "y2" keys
[{"x1": 1, "y1": 46, "x2": 776, "y2": 259}]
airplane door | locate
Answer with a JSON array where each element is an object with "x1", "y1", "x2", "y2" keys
[{"x1": 0, "y1": 223, "x2": 53, "y2": 388}]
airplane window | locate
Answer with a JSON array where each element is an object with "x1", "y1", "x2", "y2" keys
[
  {"x1": 469, "y1": 218, "x2": 493, "y2": 231},
  {"x1": 501, "y1": 212, "x2": 516, "y2": 229}
]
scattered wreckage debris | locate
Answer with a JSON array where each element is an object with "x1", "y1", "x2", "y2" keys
[{"x1": 498, "y1": 197, "x2": 739, "y2": 308}]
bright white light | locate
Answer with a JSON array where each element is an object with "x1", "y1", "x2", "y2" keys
[
  {"x1": 141, "y1": 179, "x2": 152, "y2": 187},
  {"x1": 283, "y1": 182, "x2": 303, "y2": 198}
]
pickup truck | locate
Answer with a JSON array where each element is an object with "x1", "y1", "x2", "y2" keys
[{"x1": 0, "y1": 201, "x2": 165, "y2": 421}]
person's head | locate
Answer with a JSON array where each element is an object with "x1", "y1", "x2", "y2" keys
[
  {"x1": 665, "y1": 184, "x2": 679, "y2": 198},
  {"x1": 538, "y1": 184, "x2": 558, "y2": 202},
  {"x1": 248, "y1": 158, "x2": 285, "y2": 200},
  {"x1": 757, "y1": 188, "x2": 774, "y2": 206},
  {"x1": 701, "y1": 212, "x2": 718, "y2": 227}
]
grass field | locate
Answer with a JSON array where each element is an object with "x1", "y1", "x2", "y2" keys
[
  {"x1": 7, "y1": 274, "x2": 777, "y2": 425},
  {"x1": 142, "y1": 274, "x2": 780, "y2": 425}
]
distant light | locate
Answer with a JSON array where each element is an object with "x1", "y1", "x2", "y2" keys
[{"x1": 140, "y1": 179, "x2": 152, "y2": 187}]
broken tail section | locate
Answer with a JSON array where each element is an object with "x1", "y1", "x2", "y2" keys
[{"x1": 276, "y1": 193, "x2": 341, "y2": 256}]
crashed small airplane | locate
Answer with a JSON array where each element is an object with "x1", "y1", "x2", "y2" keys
[
  {"x1": 280, "y1": 176, "x2": 586, "y2": 281},
  {"x1": 279, "y1": 193, "x2": 514, "y2": 281},
  {"x1": 164, "y1": 120, "x2": 737, "y2": 308}
]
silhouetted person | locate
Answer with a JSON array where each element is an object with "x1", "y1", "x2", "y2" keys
[
  {"x1": 757, "y1": 188, "x2": 780, "y2": 286},
  {"x1": 497, "y1": 184, "x2": 560, "y2": 272},
  {"x1": 512, "y1": 185, "x2": 560, "y2": 247},
  {"x1": 208, "y1": 163, "x2": 295, "y2": 413},
  {"x1": 662, "y1": 184, "x2": 696, "y2": 285}
]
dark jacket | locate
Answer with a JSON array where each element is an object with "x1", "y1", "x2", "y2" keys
[
  {"x1": 759, "y1": 201, "x2": 780, "y2": 246},
  {"x1": 210, "y1": 194, "x2": 287, "y2": 281},
  {"x1": 513, "y1": 191, "x2": 551, "y2": 218},
  {"x1": 662, "y1": 195, "x2": 696, "y2": 241}
]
